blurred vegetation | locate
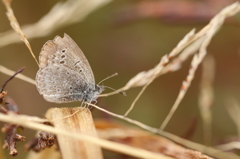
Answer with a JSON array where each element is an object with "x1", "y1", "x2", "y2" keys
[{"x1": 0, "y1": 0, "x2": 240, "y2": 158}]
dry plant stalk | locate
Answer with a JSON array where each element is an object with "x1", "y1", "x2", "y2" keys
[
  {"x1": 100, "y1": 2, "x2": 240, "y2": 125},
  {"x1": 95, "y1": 120, "x2": 213, "y2": 159},
  {"x1": 0, "y1": 67, "x2": 25, "y2": 88},
  {"x1": 0, "y1": 0, "x2": 112, "y2": 48},
  {"x1": 46, "y1": 107, "x2": 103, "y2": 159},
  {"x1": 2, "y1": 0, "x2": 38, "y2": 66},
  {"x1": 0, "y1": 65, "x2": 36, "y2": 85},
  {"x1": 216, "y1": 141, "x2": 240, "y2": 152},
  {"x1": 1, "y1": 1, "x2": 240, "y2": 159},
  {"x1": 88, "y1": 103, "x2": 240, "y2": 159},
  {"x1": 99, "y1": 30, "x2": 197, "y2": 99},
  {"x1": 0, "y1": 67, "x2": 237, "y2": 158},
  {"x1": 0, "y1": 110, "x2": 237, "y2": 159},
  {"x1": 159, "y1": 2, "x2": 240, "y2": 130},
  {"x1": 0, "y1": 112, "x2": 171, "y2": 159},
  {"x1": 198, "y1": 55, "x2": 215, "y2": 146}
]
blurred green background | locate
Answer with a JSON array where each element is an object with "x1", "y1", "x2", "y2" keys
[{"x1": 0, "y1": 0, "x2": 240, "y2": 158}]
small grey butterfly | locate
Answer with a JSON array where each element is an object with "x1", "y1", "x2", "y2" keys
[{"x1": 36, "y1": 33, "x2": 104, "y2": 103}]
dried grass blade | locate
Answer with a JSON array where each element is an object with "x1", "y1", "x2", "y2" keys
[
  {"x1": 160, "y1": 2, "x2": 240, "y2": 130},
  {"x1": 2, "y1": 0, "x2": 39, "y2": 66}
]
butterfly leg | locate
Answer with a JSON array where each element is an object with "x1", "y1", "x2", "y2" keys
[
  {"x1": 85, "y1": 100, "x2": 92, "y2": 110},
  {"x1": 88, "y1": 99, "x2": 96, "y2": 110},
  {"x1": 79, "y1": 99, "x2": 85, "y2": 107}
]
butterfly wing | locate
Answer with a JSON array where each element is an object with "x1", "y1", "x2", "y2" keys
[
  {"x1": 36, "y1": 34, "x2": 96, "y2": 103},
  {"x1": 54, "y1": 33, "x2": 95, "y2": 85}
]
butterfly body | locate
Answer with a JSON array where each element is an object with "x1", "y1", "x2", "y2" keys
[{"x1": 36, "y1": 33, "x2": 104, "y2": 103}]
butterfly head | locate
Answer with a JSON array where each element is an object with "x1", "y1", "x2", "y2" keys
[
  {"x1": 95, "y1": 84, "x2": 105, "y2": 94},
  {"x1": 83, "y1": 85, "x2": 104, "y2": 103}
]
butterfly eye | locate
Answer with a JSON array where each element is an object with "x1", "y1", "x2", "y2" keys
[
  {"x1": 61, "y1": 55, "x2": 66, "y2": 58},
  {"x1": 60, "y1": 61, "x2": 65, "y2": 64},
  {"x1": 61, "y1": 49, "x2": 66, "y2": 53},
  {"x1": 79, "y1": 69, "x2": 82, "y2": 72}
]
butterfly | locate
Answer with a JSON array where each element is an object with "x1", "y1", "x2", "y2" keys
[{"x1": 36, "y1": 33, "x2": 104, "y2": 103}]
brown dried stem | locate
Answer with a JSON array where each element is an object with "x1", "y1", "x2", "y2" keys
[
  {"x1": 0, "y1": 65, "x2": 36, "y2": 85},
  {"x1": 0, "y1": 111, "x2": 238, "y2": 159},
  {"x1": 0, "y1": 67, "x2": 25, "y2": 93},
  {"x1": 0, "y1": 111, "x2": 172, "y2": 159}
]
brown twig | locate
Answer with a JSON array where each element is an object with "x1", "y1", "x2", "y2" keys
[
  {"x1": 0, "y1": 67, "x2": 25, "y2": 104},
  {"x1": 0, "y1": 65, "x2": 35, "y2": 85},
  {"x1": 1, "y1": 67, "x2": 25, "y2": 93}
]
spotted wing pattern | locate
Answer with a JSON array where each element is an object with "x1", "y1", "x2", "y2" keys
[{"x1": 36, "y1": 34, "x2": 97, "y2": 103}]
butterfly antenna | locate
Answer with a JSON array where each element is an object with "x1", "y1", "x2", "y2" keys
[
  {"x1": 103, "y1": 86, "x2": 126, "y2": 96},
  {"x1": 98, "y1": 73, "x2": 118, "y2": 85},
  {"x1": 1, "y1": 67, "x2": 25, "y2": 93}
]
